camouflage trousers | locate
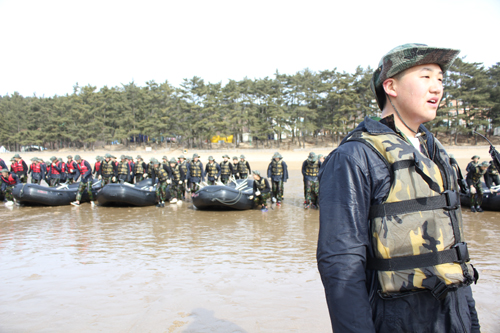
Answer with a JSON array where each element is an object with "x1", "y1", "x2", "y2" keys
[
  {"x1": 101, "y1": 176, "x2": 114, "y2": 186},
  {"x1": 169, "y1": 182, "x2": 183, "y2": 200},
  {"x1": 2, "y1": 186, "x2": 14, "y2": 201},
  {"x1": 468, "y1": 180, "x2": 483, "y2": 207},
  {"x1": 190, "y1": 182, "x2": 200, "y2": 193},
  {"x1": 76, "y1": 180, "x2": 94, "y2": 202},
  {"x1": 240, "y1": 173, "x2": 248, "y2": 179},
  {"x1": 31, "y1": 175, "x2": 42, "y2": 184},
  {"x1": 156, "y1": 182, "x2": 168, "y2": 202},
  {"x1": 16, "y1": 172, "x2": 28, "y2": 184},
  {"x1": 306, "y1": 180, "x2": 319, "y2": 205},
  {"x1": 221, "y1": 175, "x2": 231, "y2": 185},
  {"x1": 271, "y1": 180, "x2": 284, "y2": 202},
  {"x1": 135, "y1": 175, "x2": 144, "y2": 184},
  {"x1": 207, "y1": 178, "x2": 217, "y2": 185},
  {"x1": 254, "y1": 192, "x2": 270, "y2": 207},
  {"x1": 49, "y1": 177, "x2": 61, "y2": 187}
]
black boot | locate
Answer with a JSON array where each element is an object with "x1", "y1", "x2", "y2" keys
[
  {"x1": 470, "y1": 206, "x2": 476, "y2": 213},
  {"x1": 476, "y1": 206, "x2": 484, "y2": 213}
]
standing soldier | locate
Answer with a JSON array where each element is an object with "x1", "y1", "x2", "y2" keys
[
  {"x1": 188, "y1": 153, "x2": 204, "y2": 195},
  {"x1": 168, "y1": 158, "x2": 184, "y2": 203},
  {"x1": 302, "y1": 152, "x2": 321, "y2": 209},
  {"x1": 205, "y1": 156, "x2": 221, "y2": 185},
  {"x1": 93, "y1": 156, "x2": 102, "y2": 180},
  {"x1": 71, "y1": 155, "x2": 96, "y2": 207},
  {"x1": 153, "y1": 159, "x2": 169, "y2": 207},
  {"x1": 178, "y1": 155, "x2": 189, "y2": 198},
  {"x1": 302, "y1": 152, "x2": 315, "y2": 202},
  {"x1": 134, "y1": 155, "x2": 148, "y2": 183},
  {"x1": 12, "y1": 154, "x2": 28, "y2": 183},
  {"x1": 1, "y1": 168, "x2": 20, "y2": 205},
  {"x1": 232, "y1": 156, "x2": 239, "y2": 179},
  {"x1": 250, "y1": 170, "x2": 271, "y2": 212},
  {"x1": 238, "y1": 155, "x2": 251, "y2": 179},
  {"x1": 466, "y1": 161, "x2": 489, "y2": 212},
  {"x1": 117, "y1": 155, "x2": 130, "y2": 183},
  {"x1": 58, "y1": 158, "x2": 69, "y2": 184},
  {"x1": 101, "y1": 153, "x2": 117, "y2": 186},
  {"x1": 267, "y1": 152, "x2": 288, "y2": 206},
  {"x1": 29, "y1": 157, "x2": 44, "y2": 184},
  {"x1": 127, "y1": 156, "x2": 135, "y2": 183},
  {"x1": 484, "y1": 161, "x2": 500, "y2": 190},
  {"x1": 219, "y1": 155, "x2": 234, "y2": 185},
  {"x1": 66, "y1": 155, "x2": 78, "y2": 184},
  {"x1": 466, "y1": 155, "x2": 480, "y2": 175},
  {"x1": 47, "y1": 156, "x2": 62, "y2": 187}
]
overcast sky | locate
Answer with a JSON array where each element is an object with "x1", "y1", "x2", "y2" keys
[{"x1": 1, "y1": 0, "x2": 499, "y2": 97}]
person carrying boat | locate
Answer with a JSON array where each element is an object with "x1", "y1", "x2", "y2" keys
[
  {"x1": 205, "y1": 156, "x2": 221, "y2": 185},
  {"x1": 219, "y1": 155, "x2": 234, "y2": 185},
  {"x1": 467, "y1": 160, "x2": 489, "y2": 212},
  {"x1": 188, "y1": 153, "x2": 204, "y2": 195},
  {"x1": 47, "y1": 156, "x2": 62, "y2": 187},
  {"x1": 71, "y1": 155, "x2": 95, "y2": 207},
  {"x1": 1, "y1": 168, "x2": 20, "y2": 205},
  {"x1": 250, "y1": 170, "x2": 270, "y2": 212},
  {"x1": 302, "y1": 152, "x2": 321, "y2": 209},
  {"x1": 116, "y1": 155, "x2": 131, "y2": 184},
  {"x1": 168, "y1": 158, "x2": 184, "y2": 203},
  {"x1": 153, "y1": 159, "x2": 169, "y2": 207},
  {"x1": 161, "y1": 156, "x2": 171, "y2": 176},
  {"x1": 11, "y1": 154, "x2": 28, "y2": 184},
  {"x1": 232, "y1": 156, "x2": 239, "y2": 180},
  {"x1": 317, "y1": 44, "x2": 479, "y2": 332},
  {"x1": 66, "y1": 155, "x2": 78, "y2": 184},
  {"x1": 178, "y1": 155, "x2": 189, "y2": 198},
  {"x1": 134, "y1": 155, "x2": 148, "y2": 183},
  {"x1": 101, "y1": 153, "x2": 117, "y2": 186},
  {"x1": 267, "y1": 152, "x2": 288, "y2": 206},
  {"x1": 237, "y1": 155, "x2": 251, "y2": 179},
  {"x1": 484, "y1": 160, "x2": 500, "y2": 190},
  {"x1": 29, "y1": 157, "x2": 44, "y2": 184},
  {"x1": 93, "y1": 156, "x2": 102, "y2": 179}
]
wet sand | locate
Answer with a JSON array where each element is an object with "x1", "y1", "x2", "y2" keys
[{"x1": 1, "y1": 148, "x2": 499, "y2": 332}]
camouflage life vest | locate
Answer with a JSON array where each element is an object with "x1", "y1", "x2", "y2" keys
[
  {"x1": 470, "y1": 165, "x2": 488, "y2": 183},
  {"x1": 190, "y1": 161, "x2": 202, "y2": 177},
  {"x1": 344, "y1": 130, "x2": 475, "y2": 298},
  {"x1": 238, "y1": 160, "x2": 248, "y2": 174},
  {"x1": 232, "y1": 163, "x2": 239, "y2": 174},
  {"x1": 305, "y1": 160, "x2": 319, "y2": 177},
  {"x1": 134, "y1": 162, "x2": 144, "y2": 174},
  {"x1": 102, "y1": 160, "x2": 114, "y2": 176},
  {"x1": 155, "y1": 167, "x2": 168, "y2": 182},
  {"x1": 207, "y1": 162, "x2": 219, "y2": 177},
  {"x1": 271, "y1": 159, "x2": 283, "y2": 176},
  {"x1": 220, "y1": 161, "x2": 231, "y2": 175},
  {"x1": 179, "y1": 161, "x2": 188, "y2": 177},
  {"x1": 170, "y1": 165, "x2": 181, "y2": 181},
  {"x1": 118, "y1": 162, "x2": 129, "y2": 175},
  {"x1": 255, "y1": 178, "x2": 267, "y2": 191},
  {"x1": 147, "y1": 163, "x2": 154, "y2": 176},
  {"x1": 489, "y1": 165, "x2": 499, "y2": 176}
]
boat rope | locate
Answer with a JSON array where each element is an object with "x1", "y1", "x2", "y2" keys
[{"x1": 211, "y1": 189, "x2": 243, "y2": 206}]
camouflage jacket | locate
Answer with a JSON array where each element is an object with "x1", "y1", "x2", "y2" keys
[{"x1": 317, "y1": 116, "x2": 480, "y2": 333}]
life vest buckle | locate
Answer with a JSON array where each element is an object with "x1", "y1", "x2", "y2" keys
[
  {"x1": 453, "y1": 242, "x2": 470, "y2": 264},
  {"x1": 430, "y1": 279, "x2": 449, "y2": 301},
  {"x1": 442, "y1": 190, "x2": 459, "y2": 210}
]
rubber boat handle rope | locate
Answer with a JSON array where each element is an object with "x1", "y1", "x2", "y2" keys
[
  {"x1": 19, "y1": 183, "x2": 27, "y2": 198},
  {"x1": 472, "y1": 130, "x2": 500, "y2": 172},
  {"x1": 211, "y1": 190, "x2": 243, "y2": 206}
]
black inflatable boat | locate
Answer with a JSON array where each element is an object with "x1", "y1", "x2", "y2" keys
[
  {"x1": 460, "y1": 185, "x2": 500, "y2": 211},
  {"x1": 12, "y1": 180, "x2": 101, "y2": 206},
  {"x1": 96, "y1": 179, "x2": 167, "y2": 206},
  {"x1": 192, "y1": 179, "x2": 255, "y2": 210}
]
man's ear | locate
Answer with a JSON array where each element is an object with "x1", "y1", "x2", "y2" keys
[{"x1": 382, "y1": 78, "x2": 398, "y2": 98}]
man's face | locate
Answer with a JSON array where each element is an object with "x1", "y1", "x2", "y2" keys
[
  {"x1": 473, "y1": 158, "x2": 479, "y2": 163},
  {"x1": 170, "y1": 163, "x2": 176, "y2": 168},
  {"x1": 390, "y1": 63, "x2": 444, "y2": 125},
  {"x1": 224, "y1": 158, "x2": 228, "y2": 162},
  {"x1": 15, "y1": 158, "x2": 21, "y2": 162},
  {"x1": 67, "y1": 158, "x2": 72, "y2": 162},
  {"x1": 194, "y1": 157, "x2": 199, "y2": 162},
  {"x1": 233, "y1": 159, "x2": 238, "y2": 163},
  {"x1": 274, "y1": 157, "x2": 280, "y2": 162}
]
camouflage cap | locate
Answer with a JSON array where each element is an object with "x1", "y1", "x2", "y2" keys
[
  {"x1": 57, "y1": 158, "x2": 63, "y2": 162},
  {"x1": 169, "y1": 157, "x2": 178, "y2": 164},
  {"x1": 30, "y1": 157, "x2": 37, "y2": 161},
  {"x1": 50, "y1": 156, "x2": 57, "y2": 161},
  {"x1": 222, "y1": 154, "x2": 230, "y2": 159},
  {"x1": 152, "y1": 158, "x2": 160, "y2": 164},
  {"x1": 252, "y1": 170, "x2": 261, "y2": 176},
  {"x1": 13, "y1": 154, "x2": 21, "y2": 158},
  {"x1": 136, "y1": 155, "x2": 142, "y2": 159},
  {"x1": 232, "y1": 156, "x2": 238, "y2": 160},
  {"x1": 471, "y1": 155, "x2": 480, "y2": 159},
  {"x1": 318, "y1": 154, "x2": 324, "y2": 159},
  {"x1": 0, "y1": 168, "x2": 9, "y2": 173},
  {"x1": 105, "y1": 153, "x2": 113, "y2": 158},
  {"x1": 308, "y1": 152, "x2": 316, "y2": 159},
  {"x1": 120, "y1": 155, "x2": 126, "y2": 160},
  {"x1": 208, "y1": 156, "x2": 214, "y2": 161},
  {"x1": 480, "y1": 161, "x2": 490, "y2": 167},
  {"x1": 74, "y1": 155, "x2": 81, "y2": 160},
  {"x1": 10, "y1": 157, "x2": 16, "y2": 161},
  {"x1": 371, "y1": 43, "x2": 460, "y2": 110},
  {"x1": 240, "y1": 155, "x2": 245, "y2": 159},
  {"x1": 162, "y1": 156, "x2": 168, "y2": 160},
  {"x1": 178, "y1": 154, "x2": 185, "y2": 159},
  {"x1": 193, "y1": 153, "x2": 200, "y2": 158},
  {"x1": 273, "y1": 152, "x2": 282, "y2": 159},
  {"x1": 67, "y1": 155, "x2": 73, "y2": 159}
]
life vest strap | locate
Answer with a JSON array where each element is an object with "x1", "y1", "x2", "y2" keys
[
  {"x1": 370, "y1": 190, "x2": 459, "y2": 218},
  {"x1": 367, "y1": 242, "x2": 470, "y2": 272}
]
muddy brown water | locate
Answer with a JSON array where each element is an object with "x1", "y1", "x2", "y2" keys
[{"x1": 1, "y1": 170, "x2": 499, "y2": 332}]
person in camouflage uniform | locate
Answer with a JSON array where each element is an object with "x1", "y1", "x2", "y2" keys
[
  {"x1": 484, "y1": 160, "x2": 500, "y2": 190},
  {"x1": 101, "y1": 153, "x2": 117, "y2": 186},
  {"x1": 1, "y1": 168, "x2": 20, "y2": 204},
  {"x1": 237, "y1": 155, "x2": 251, "y2": 179},
  {"x1": 232, "y1": 156, "x2": 239, "y2": 179},
  {"x1": 134, "y1": 155, "x2": 148, "y2": 183},
  {"x1": 317, "y1": 44, "x2": 479, "y2": 332},
  {"x1": 219, "y1": 154, "x2": 234, "y2": 185},
  {"x1": 251, "y1": 170, "x2": 270, "y2": 212},
  {"x1": 205, "y1": 156, "x2": 221, "y2": 185},
  {"x1": 71, "y1": 155, "x2": 95, "y2": 207},
  {"x1": 302, "y1": 152, "x2": 321, "y2": 209},
  {"x1": 267, "y1": 152, "x2": 288, "y2": 206},
  {"x1": 178, "y1": 155, "x2": 189, "y2": 198},
  {"x1": 153, "y1": 159, "x2": 169, "y2": 207},
  {"x1": 188, "y1": 153, "x2": 204, "y2": 195},
  {"x1": 167, "y1": 158, "x2": 183, "y2": 203},
  {"x1": 11, "y1": 154, "x2": 28, "y2": 184},
  {"x1": 466, "y1": 161, "x2": 489, "y2": 212}
]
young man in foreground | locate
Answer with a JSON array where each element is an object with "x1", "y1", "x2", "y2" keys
[{"x1": 317, "y1": 44, "x2": 479, "y2": 332}]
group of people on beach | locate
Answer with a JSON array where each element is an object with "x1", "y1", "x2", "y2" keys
[
  {"x1": 464, "y1": 155, "x2": 500, "y2": 212},
  {"x1": 1, "y1": 151, "x2": 325, "y2": 211}
]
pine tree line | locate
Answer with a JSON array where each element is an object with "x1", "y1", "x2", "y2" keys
[{"x1": 1, "y1": 58, "x2": 499, "y2": 151}]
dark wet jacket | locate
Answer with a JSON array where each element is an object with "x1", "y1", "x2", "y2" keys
[{"x1": 317, "y1": 116, "x2": 480, "y2": 333}]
